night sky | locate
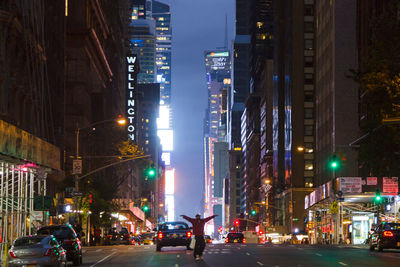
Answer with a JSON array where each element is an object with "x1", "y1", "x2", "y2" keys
[{"x1": 157, "y1": 0, "x2": 235, "y2": 219}]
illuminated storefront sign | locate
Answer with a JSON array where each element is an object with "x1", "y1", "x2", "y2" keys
[{"x1": 126, "y1": 55, "x2": 138, "y2": 141}]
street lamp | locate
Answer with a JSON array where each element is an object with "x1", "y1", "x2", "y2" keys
[{"x1": 73, "y1": 116, "x2": 127, "y2": 222}]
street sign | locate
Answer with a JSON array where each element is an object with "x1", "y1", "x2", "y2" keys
[
  {"x1": 70, "y1": 191, "x2": 83, "y2": 197},
  {"x1": 72, "y1": 159, "x2": 82, "y2": 174}
]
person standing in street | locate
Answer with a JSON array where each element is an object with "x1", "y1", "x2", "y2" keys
[{"x1": 181, "y1": 214, "x2": 217, "y2": 260}]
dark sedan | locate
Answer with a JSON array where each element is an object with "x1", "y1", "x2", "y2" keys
[
  {"x1": 370, "y1": 222, "x2": 400, "y2": 251},
  {"x1": 225, "y1": 232, "x2": 245, "y2": 243},
  {"x1": 155, "y1": 221, "x2": 192, "y2": 251}
]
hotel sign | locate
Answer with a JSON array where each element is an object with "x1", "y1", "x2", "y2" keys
[{"x1": 126, "y1": 55, "x2": 138, "y2": 142}]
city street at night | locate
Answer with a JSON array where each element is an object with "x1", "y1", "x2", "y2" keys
[{"x1": 76, "y1": 243, "x2": 400, "y2": 267}]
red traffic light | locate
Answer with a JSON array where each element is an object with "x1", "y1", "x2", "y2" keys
[
  {"x1": 89, "y1": 194, "x2": 93, "y2": 204},
  {"x1": 234, "y1": 220, "x2": 239, "y2": 226},
  {"x1": 258, "y1": 230, "x2": 264, "y2": 236}
]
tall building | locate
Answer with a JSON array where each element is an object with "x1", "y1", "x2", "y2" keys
[
  {"x1": 203, "y1": 50, "x2": 231, "y2": 235},
  {"x1": 152, "y1": 1, "x2": 174, "y2": 222},
  {"x1": 314, "y1": 0, "x2": 359, "y2": 185}
]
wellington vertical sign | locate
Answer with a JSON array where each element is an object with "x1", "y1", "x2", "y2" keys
[{"x1": 126, "y1": 55, "x2": 138, "y2": 142}]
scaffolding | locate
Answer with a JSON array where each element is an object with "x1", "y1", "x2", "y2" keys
[{"x1": 0, "y1": 160, "x2": 47, "y2": 263}]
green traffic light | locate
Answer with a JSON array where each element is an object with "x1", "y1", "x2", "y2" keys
[
  {"x1": 331, "y1": 162, "x2": 338, "y2": 168},
  {"x1": 143, "y1": 206, "x2": 149, "y2": 211},
  {"x1": 148, "y1": 169, "x2": 155, "y2": 176},
  {"x1": 251, "y1": 210, "x2": 256, "y2": 215},
  {"x1": 376, "y1": 196, "x2": 381, "y2": 201}
]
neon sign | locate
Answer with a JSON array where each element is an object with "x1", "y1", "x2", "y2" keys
[{"x1": 126, "y1": 55, "x2": 138, "y2": 141}]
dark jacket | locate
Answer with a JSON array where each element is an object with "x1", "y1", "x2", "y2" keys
[{"x1": 182, "y1": 215, "x2": 216, "y2": 236}]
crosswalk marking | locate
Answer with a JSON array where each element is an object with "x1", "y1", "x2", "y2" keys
[{"x1": 95, "y1": 249, "x2": 103, "y2": 252}]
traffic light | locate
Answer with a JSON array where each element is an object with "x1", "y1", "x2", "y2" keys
[
  {"x1": 329, "y1": 154, "x2": 339, "y2": 169},
  {"x1": 89, "y1": 194, "x2": 93, "y2": 204},
  {"x1": 251, "y1": 209, "x2": 256, "y2": 215},
  {"x1": 234, "y1": 220, "x2": 240, "y2": 227},
  {"x1": 142, "y1": 204, "x2": 150, "y2": 212},
  {"x1": 145, "y1": 164, "x2": 156, "y2": 179},
  {"x1": 375, "y1": 189, "x2": 381, "y2": 202},
  {"x1": 258, "y1": 230, "x2": 264, "y2": 236}
]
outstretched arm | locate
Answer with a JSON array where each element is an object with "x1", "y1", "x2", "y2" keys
[
  {"x1": 180, "y1": 215, "x2": 194, "y2": 224},
  {"x1": 203, "y1": 215, "x2": 217, "y2": 223}
]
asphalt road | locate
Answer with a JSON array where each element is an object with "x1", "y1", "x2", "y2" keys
[{"x1": 74, "y1": 243, "x2": 400, "y2": 267}]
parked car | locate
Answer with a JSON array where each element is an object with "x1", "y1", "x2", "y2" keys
[
  {"x1": 120, "y1": 227, "x2": 131, "y2": 245},
  {"x1": 369, "y1": 222, "x2": 400, "y2": 251},
  {"x1": 8, "y1": 235, "x2": 67, "y2": 267},
  {"x1": 37, "y1": 224, "x2": 82, "y2": 265},
  {"x1": 155, "y1": 221, "x2": 192, "y2": 251},
  {"x1": 225, "y1": 232, "x2": 245, "y2": 243},
  {"x1": 104, "y1": 228, "x2": 123, "y2": 245}
]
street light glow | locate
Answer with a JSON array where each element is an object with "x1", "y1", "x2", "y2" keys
[{"x1": 117, "y1": 118, "x2": 127, "y2": 125}]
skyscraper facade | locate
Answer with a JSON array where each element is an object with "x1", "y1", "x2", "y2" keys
[
  {"x1": 203, "y1": 50, "x2": 231, "y2": 235},
  {"x1": 152, "y1": 1, "x2": 174, "y2": 222}
]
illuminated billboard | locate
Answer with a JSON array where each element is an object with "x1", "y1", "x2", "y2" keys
[
  {"x1": 158, "y1": 129, "x2": 173, "y2": 151},
  {"x1": 165, "y1": 169, "x2": 175, "y2": 195},
  {"x1": 157, "y1": 105, "x2": 170, "y2": 129},
  {"x1": 161, "y1": 152, "x2": 171, "y2": 166}
]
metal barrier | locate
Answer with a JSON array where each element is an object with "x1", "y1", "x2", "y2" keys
[{"x1": 0, "y1": 161, "x2": 47, "y2": 264}]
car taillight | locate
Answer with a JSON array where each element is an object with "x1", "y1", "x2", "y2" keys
[
  {"x1": 158, "y1": 232, "x2": 163, "y2": 239},
  {"x1": 243, "y1": 238, "x2": 246, "y2": 244},
  {"x1": 225, "y1": 238, "x2": 228, "y2": 243},
  {"x1": 187, "y1": 231, "x2": 192, "y2": 238},
  {"x1": 9, "y1": 250, "x2": 17, "y2": 258},
  {"x1": 383, "y1": 231, "x2": 394, "y2": 237},
  {"x1": 44, "y1": 248, "x2": 52, "y2": 256}
]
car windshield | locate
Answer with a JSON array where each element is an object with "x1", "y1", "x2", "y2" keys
[
  {"x1": 160, "y1": 223, "x2": 188, "y2": 230},
  {"x1": 37, "y1": 226, "x2": 72, "y2": 239},
  {"x1": 383, "y1": 223, "x2": 400, "y2": 231},
  {"x1": 227, "y1": 233, "x2": 244, "y2": 239},
  {"x1": 14, "y1": 236, "x2": 47, "y2": 247}
]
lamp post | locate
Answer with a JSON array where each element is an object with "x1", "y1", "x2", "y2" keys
[{"x1": 73, "y1": 117, "x2": 126, "y2": 223}]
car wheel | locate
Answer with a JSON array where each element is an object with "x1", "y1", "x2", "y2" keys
[
  {"x1": 377, "y1": 240, "x2": 383, "y2": 252},
  {"x1": 156, "y1": 244, "x2": 162, "y2": 252}
]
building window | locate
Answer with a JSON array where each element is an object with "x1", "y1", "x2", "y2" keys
[
  {"x1": 305, "y1": 125, "x2": 313, "y2": 136},
  {"x1": 236, "y1": 207, "x2": 241, "y2": 213},
  {"x1": 305, "y1": 177, "x2": 313, "y2": 188},
  {"x1": 304, "y1": 5, "x2": 314, "y2": 16},
  {"x1": 236, "y1": 190, "x2": 240, "y2": 196},
  {"x1": 305, "y1": 73, "x2": 314, "y2": 84},
  {"x1": 305, "y1": 39, "x2": 313, "y2": 50},
  {"x1": 304, "y1": 56, "x2": 313, "y2": 67},
  {"x1": 305, "y1": 160, "x2": 314, "y2": 170},
  {"x1": 304, "y1": 22, "x2": 314, "y2": 33},
  {"x1": 305, "y1": 91, "x2": 314, "y2": 102},
  {"x1": 236, "y1": 199, "x2": 240, "y2": 205},
  {"x1": 305, "y1": 108, "x2": 313, "y2": 119}
]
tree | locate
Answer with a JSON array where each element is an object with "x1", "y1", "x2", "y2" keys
[{"x1": 354, "y1": 0, "x2": 400, "y2": 176}]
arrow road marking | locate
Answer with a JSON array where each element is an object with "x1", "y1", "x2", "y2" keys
[
  {"x1": 246, "y1": 252, "x2": 250, "y2": 256},
  {"x1": 315, "y1": 253, "x2": 322, "y2": 256},
  {"x1": 257, "y1": 261, "x2": 264, "y2": 266},
  {"x1": 338, "y1": 262, "x2": 348, "y2": 266}
]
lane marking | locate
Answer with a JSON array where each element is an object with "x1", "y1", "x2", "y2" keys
[
  {"x1": 89, "y1": 251, "x2": 116, "y2": 267},
  {"x1": 315, "y1": 253, "x2": 322, "y2": 256},
  {"x1": 175, "y1": 264, "x2": 179, "y2": 267},
  {"x1": 112, "y1": 248, "x2": 117, "y2": 251},
  {"x1": 95, "y1": 249, "x2": 103, "y2": 252},
  {"x1": 338, "y1": 262, "x2": 348, "y2": 266},
  {"x1": 298, "y1": 248, "x2": 303, "y2": 250},
  {"x1": 246, "y1": 252, "x2": 250, "y2": 256},
  {"x1": 177, "y1": 255, "x2": 180, "y2": 258},
  {"x1": 257, "y1": 261, "x2": 264, "y2": 266},
  {"x1": 82, "y1": 249, "x2": 87, "y2": 253}
]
